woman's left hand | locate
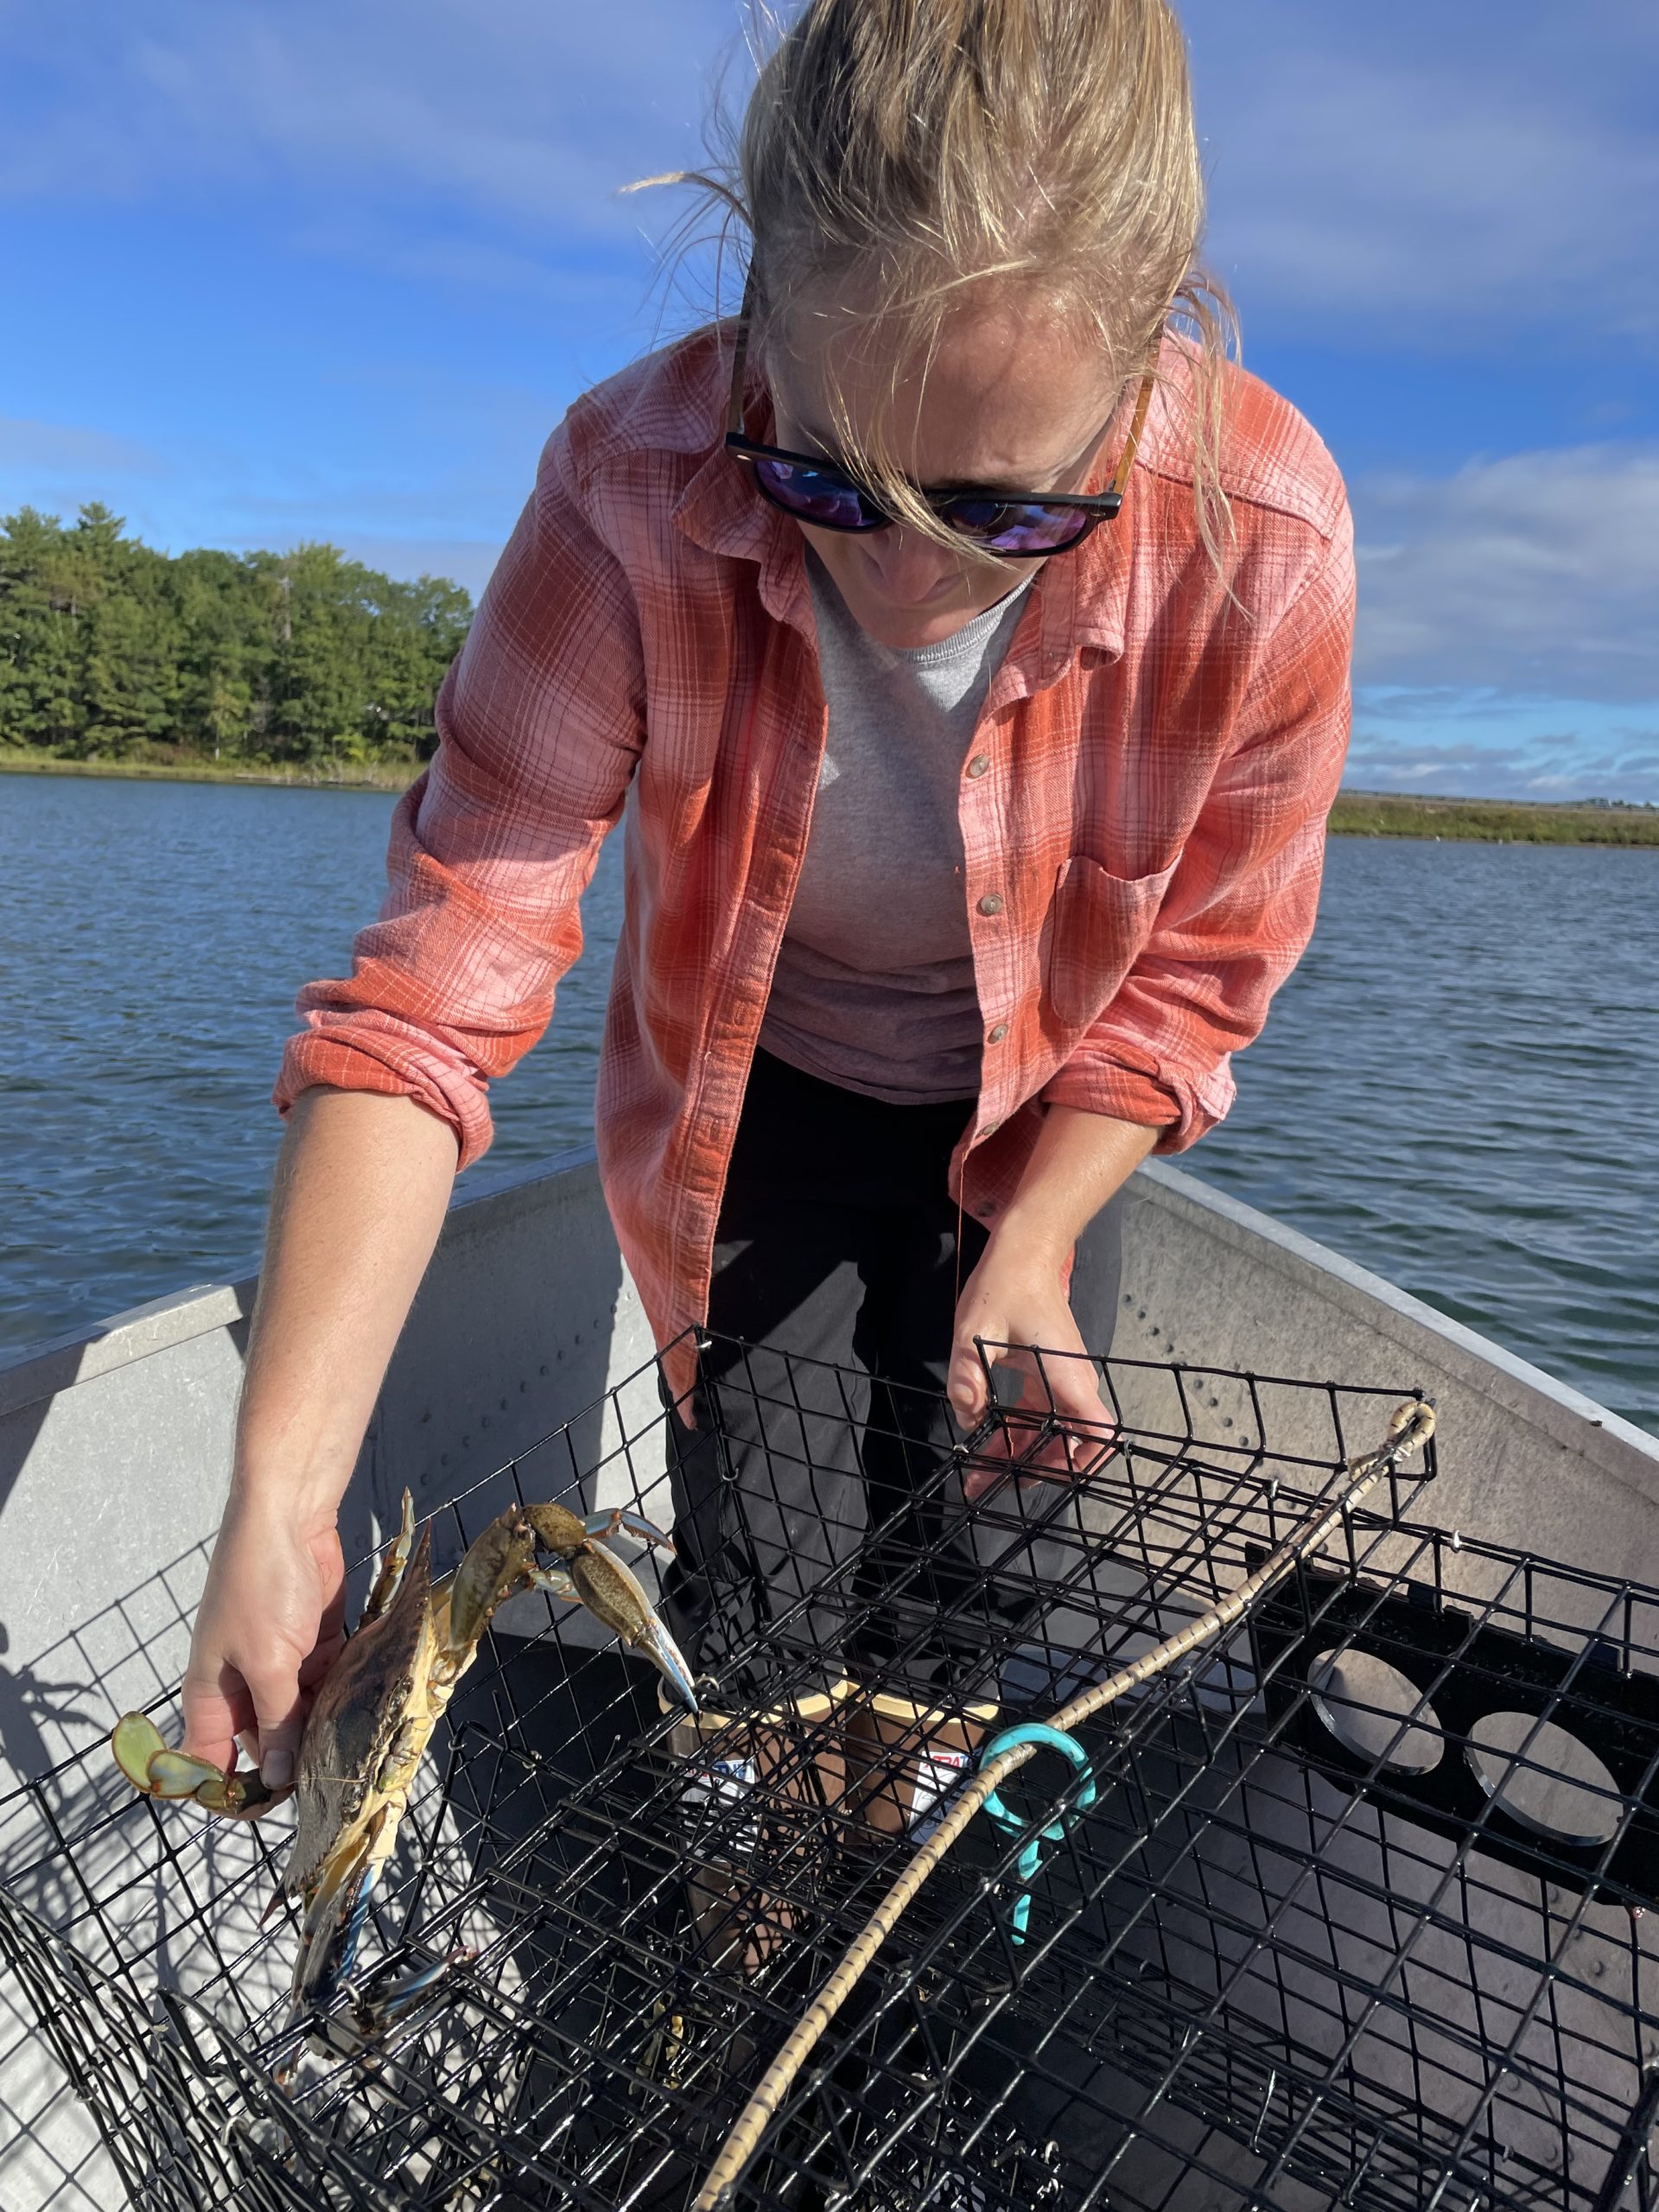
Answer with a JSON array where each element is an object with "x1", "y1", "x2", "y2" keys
[{"x1": 948, "y1": 1233, "x2": 1117, "y2": 1501}]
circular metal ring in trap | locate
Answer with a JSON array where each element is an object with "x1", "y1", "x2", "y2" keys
[
  {"x1": 1310, "y1": 1649, "x2": 1443, "y2": 1775},
  {"x1": 1466, "y1": 1712, "x2": 1621, "y2": 1847}
]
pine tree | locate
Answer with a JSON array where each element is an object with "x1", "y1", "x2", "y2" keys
[{"x1": 0, "y1": 509, "x2": 473, "y2": 767}]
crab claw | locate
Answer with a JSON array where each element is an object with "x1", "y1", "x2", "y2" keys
[
  {"x1": 632, "y1": 1611, "x2": 700, "y2": 1715},
  {"x1": 525, "y1": 1549, "x2": 697, "y2": 1713},
  {"x1": 111, "y1": 1713, "x2": 292, "y2": 1819},
  {"x1": 577, "y1": 1506, "x2": 677, "y2": 1558},
  {"x1": 550, "y1": 1540, "x2": 699, "y2": 1713}
]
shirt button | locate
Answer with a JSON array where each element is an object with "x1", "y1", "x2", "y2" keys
[
  {"x1": 977, "y1": 892, "x2": 1005, "y2": 917},
  {"x1": 988, "y1": 1021, "x2": 1009, "y2": 1043},
  {"x1": 965, "y1": 753, "x2": 990, "y2": 779},
  {"x1": 980, "y1": 1120, "x2": 1001, "y2": 1138}
]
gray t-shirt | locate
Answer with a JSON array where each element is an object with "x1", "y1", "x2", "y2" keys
[{"x1": 759, "y1": 552, "x2": 1032, "y2": 1103}]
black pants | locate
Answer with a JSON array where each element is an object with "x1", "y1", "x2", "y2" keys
[{"x1": 658, "y1": 1052, "x2": 1122, "y2": 1707}]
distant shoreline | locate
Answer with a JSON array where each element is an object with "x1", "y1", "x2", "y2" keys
[
  {"x1": 0, "y1": 752, "x2": 416, "y2": 793},
  {"x1": 1326, "y1": 791, "x2": 1659, "y2": 847},
  {"x1": 4, "y1": 754, "x2": 1656, "y2": 844}
]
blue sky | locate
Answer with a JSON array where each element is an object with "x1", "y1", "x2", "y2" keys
[{"x1": 2, "y1": 0, "x2": 1656, "y2": 799}]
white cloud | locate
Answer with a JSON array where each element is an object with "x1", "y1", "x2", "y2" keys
[
  {"x1": 1344, "y1": 728, "x2": 1659, "y2": 805},
  {"x1": 4, "y1": 1, "x2": 1651, "y2": 358},
  {"x1": 1353, "y1": 444, "x2": 1659, "y2": 699},
  {"x1": 0, "y1": 0, "x2": 745, "y2": 243},
  {"x1": 1343, "y1": 688, "x2": 1659, "y2": 803},
  {"x1": 1183, "y1": 0, "x2": 1658, "y2": 347}
]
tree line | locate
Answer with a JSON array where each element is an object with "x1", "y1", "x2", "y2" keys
[{"x1": 0, "y1": 504, "x2": 474, "y2": 768}]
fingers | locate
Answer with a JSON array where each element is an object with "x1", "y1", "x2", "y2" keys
[
  {"x1": 1042, "y1": 1352, "x2": 1116, "y2": 1445},
  {"x1": 958, "y1": 1346, "x2": 1116, "y2": 1502}
]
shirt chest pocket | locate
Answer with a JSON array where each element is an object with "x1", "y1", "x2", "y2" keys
[{"x1": 1044, "y1": 854, "x2": 1179, "y2": 1029}]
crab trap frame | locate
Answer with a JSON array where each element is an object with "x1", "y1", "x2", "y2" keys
[{"x1": 3, "y1": 1333, "x2": 1659, "y2": 2211}]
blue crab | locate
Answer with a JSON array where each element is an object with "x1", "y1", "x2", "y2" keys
[{"x1": 111, "y1": 1493, "x2": 696, "y2": 2031}]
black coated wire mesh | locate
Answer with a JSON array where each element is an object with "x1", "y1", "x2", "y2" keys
[{"x1": 2, "y1": 1332, "x2": 1657, "y2": 2211}]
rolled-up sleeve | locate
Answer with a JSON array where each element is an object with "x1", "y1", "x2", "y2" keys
[
  {"x1": 1043, "y1": 505, "x2": 1355, "y2": 1151},
  {"x1": 274, "y1": 424, "x2": 645, "y2": 1168}
]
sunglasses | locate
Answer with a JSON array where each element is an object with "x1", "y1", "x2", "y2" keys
[{"x1": 724, "y1": 283, "x2": 1155, "y2": 559}]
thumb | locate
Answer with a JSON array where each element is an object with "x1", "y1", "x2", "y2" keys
[
  {"x1": 947, "y1": 1326, "x2": 991, "y2": 1429},
  {"x1": 179, "y1": 1669, "x2": 242, "y2": 1779},
  {"x1": 241, "y1": 1666, "x2": 308, "y2": 1792}
]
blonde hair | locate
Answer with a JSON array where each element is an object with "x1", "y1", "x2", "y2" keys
[{"x1": 638, "y1": 0, "x2": 1236, "y2": 563}]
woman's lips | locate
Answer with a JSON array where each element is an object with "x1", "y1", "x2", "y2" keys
[{"x1": 854, "y1": 555, "x2": 963, "y2": 609}]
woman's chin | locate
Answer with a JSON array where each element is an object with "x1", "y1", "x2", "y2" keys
[{"x1": 837, "y1": 579, "x2": 988, "y2": 651}]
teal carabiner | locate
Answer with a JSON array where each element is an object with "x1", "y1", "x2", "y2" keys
[{"x1": 977, "y1": 1723, "x2": 1096, "y2": 1944}]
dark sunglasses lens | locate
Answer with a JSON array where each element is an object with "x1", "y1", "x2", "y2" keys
[
  {"x1": 942, "y1": 498, "x2": 1093, "y2": 554},
  {"x1": 753, "y1": 457, "x2": 879, "y2": 531}
]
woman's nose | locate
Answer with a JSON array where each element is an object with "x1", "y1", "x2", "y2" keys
[{"x1": 861, "y1": 525, "x2": 957, "y2": 606}]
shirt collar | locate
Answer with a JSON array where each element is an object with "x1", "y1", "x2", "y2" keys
[{"x1": 671, "y1": 389, "x2": 817, "y2": 642}]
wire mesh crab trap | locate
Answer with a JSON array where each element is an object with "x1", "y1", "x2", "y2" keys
[{"x1": 3, "y1": 1332, "x2": 1658, "y2": 2212}]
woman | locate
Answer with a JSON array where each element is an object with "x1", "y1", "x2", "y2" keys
[{"x1": 180, "y1": 0, "x2": 1352, "y2": 1817}]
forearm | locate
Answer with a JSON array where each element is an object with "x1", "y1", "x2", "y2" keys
[
  {"x1": 984, "y1": 1103, "x2": 1159, "y2": 1269},
  {"x1": 234, "y1": 1088, "x2": 459, "y2": 1520}
]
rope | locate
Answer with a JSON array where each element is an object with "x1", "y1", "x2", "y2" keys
[{"x1": 691, "y1": 1397, "x2": 1435, "y2": 2209}]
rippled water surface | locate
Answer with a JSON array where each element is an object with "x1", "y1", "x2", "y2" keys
[{"x1": 3, "y1": 776, "x2": 1654, "y2": 1436}]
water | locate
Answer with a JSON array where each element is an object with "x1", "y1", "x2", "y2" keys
[
  {"x1": 0, "y1": 776, "x2": 621, "y2": 1350},
  {"x1": 2, "y1": 776, "x2": 1654, "y2": 1438}
]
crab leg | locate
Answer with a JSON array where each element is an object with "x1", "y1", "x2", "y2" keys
[
  {"x1": 446, "y1": 1514, "x2": 538, "y2": 1655},
  {"x1": 111, "y1": 1713, "x2": 293, "y2": 1820},
  {"x1": 289, "y1": 1805, "x2": 393, "y2": 2016},
  {"x1": 365, "y1": 1490, "x2": 417, "y2": 1621},
  {"x1": 348, "y1": 1946, "x2": 477, "y2": 2041}
]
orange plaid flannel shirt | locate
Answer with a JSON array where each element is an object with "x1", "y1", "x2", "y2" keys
[{"x1": 276, "y1": 327, "x2": 1353, "y2": 1385}]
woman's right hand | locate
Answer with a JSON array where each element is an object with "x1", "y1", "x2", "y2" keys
[
  {"x1": 175, "y1": 1086, "x2": 460, "y2": 1789},
  {"x1": 180, "y1": 1487, "x2": 348, "y2": 1790}
]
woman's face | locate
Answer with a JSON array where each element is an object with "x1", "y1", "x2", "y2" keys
[{"x1": 766, "y1": 287, "x2": 1122, "y2": 652}]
